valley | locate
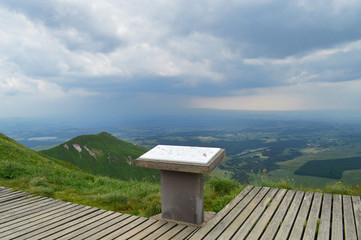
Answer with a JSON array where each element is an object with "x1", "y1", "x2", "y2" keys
[
  {"x1": 2, "y1": 116, "x2": 361, "y2": 188},
  {"x1": 121, "y1": 120, "x2": 361, "y2": 188}
]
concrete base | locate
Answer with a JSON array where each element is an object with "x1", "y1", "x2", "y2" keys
[
  {"x1": 160, "y1": 170, "x2": 204, "y2": 225},
  {"x1": 151, "y1": 211, "x2": 216, "y2": 227}
]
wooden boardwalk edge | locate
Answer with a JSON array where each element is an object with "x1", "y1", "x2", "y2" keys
[{"x1": 1, "y1": 186, "x2": 360, "y2": 239}]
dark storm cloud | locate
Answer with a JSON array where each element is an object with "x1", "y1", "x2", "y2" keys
[{"x1": 168, "y1": 0, "x2": 361, "y2": 58}]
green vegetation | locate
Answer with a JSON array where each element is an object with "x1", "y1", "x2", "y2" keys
[
  {"x1": 127, "y1": 121, "x2": 361, "y2": 188},
  {"x1": 251, "y1": 168, "x2": 361, "y2": 197},
  {"x1": 1, "y1": 131, "x2": 361, "y2": 221},
  {"x1": 295, "y1": 157, "x2": 361, "y2": 179},
  {"x1": 41, "y1": 132, "x2": 159, "y2": 181},
  {"x1": 0, "y1": 133, "x2": 245, "y2": 217}
]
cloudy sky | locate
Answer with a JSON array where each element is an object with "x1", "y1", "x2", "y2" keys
[{"x1": 1, "y1": 0, "x2": 361, "y2": 119}]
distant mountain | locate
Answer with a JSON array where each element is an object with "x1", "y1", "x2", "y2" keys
[
  {"x1": 0, "y1": 133, "x2": 163, "y2": 216},
  {"x1": 40, "y1": 132, "x2": 158, "y2": 180}
]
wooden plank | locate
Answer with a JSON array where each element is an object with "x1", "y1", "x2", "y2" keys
[
  {"x1": 246, "y1": 188, "x2": 287, "y2": 240},
  {"x1": 19, "y1": 207, "x2": 101, "y2": 239},
  {"x1": 0, "y1": 190, "x2": 25, "y2": 198},
  {"x1": 157, "y1": 224, "x2": 187, "y2": 240},
  {"x1": 0, "y1": 201, "x2": 71, "y2": 229},
  {"x1": 0, "y1": 203, "x2": 83, "y2": 236},
  {"x1": 259, "y1": 190, "x2": 296, "y2": 240},
  {"x1": 89, "y1": 215, "x2": 140, "y2": 239},
  {"x1": 56, "y1": 212, "x2": 121, "y2": 239},
  {"x1": 189, "y1": 185, "x2": 254, "y2": 240},
  {"x1": 128, "y1": 220, "x2": 168, "y2": 240},
  {"x1": 41, "y1": 210, "x2": 113, "y2": 239},
  {"x1": 0, "y1": 196, "x2": 53, "y2": 213},
  {"x1": 4, "y1": 186, "x2": 361, "y2": 240},
  {"x1": 26, "y1": 209, "x2": 106, "y2": 239},
  {"x1": 114, "y1": 218, "x2": 158, "y2": 240},
  {"x1": 230, "y1": 188, "x2": 279, "y2": 240},
  {"x1": 143, "y1": 222, "x2": 178, "y2": 240},
  {"x1": 170, "y1": 226, "x2": 199, "y2": 240},
  {"x1": 0, "y1": 199, "x2": 65, "y2": 224},
  {"x1": 343, "y1": 195, "x2": 357, "y2": 240},
  {"x1": 0, "y1": 205, "x2": 87, "y2": 238},
  {"x1": 216, "y1": 187, "x2": 270, "y2": 240},
  {"x1": 0, "y1": 196, "x2": 45, "y2": 213},
  {"x1": 303, "y1": 192, "x2": 322, "y2": 240},
  {"x1": 0, "y1": 192, "x2": 29, "y2": 204},
  {"x1": 101, "y1": 217, "x2": 148, "y2": 240},
  {"x1": 203, "y1": 186, "x2": 264, "y2": 240},
  {"x1": 332, "y1": 194, "x2": 343, "y2": 240},
  {"x1": 352, "y1": 196, "x2": 361, "y2": 240},
  {"x1": 1, "y1": 193, "x2": 28, "y2": 201},
  {"x1": 0, "y1": 196, "x2": 47, "y2": 213},
  {"x1": 1, "y1": 205, "x2": 96, "y2": 239},
  {"x1": 274, "y1": 190, "x2": 304, "y2": 240},
  {"x1": 72, "y1": 213, "x2": 132, "y2": 240},
  {"x1": 3, "y1": 201, "x2": 81, "y2": 226},
  {"x1": 288, "y1": 191, "x2": 313, "y2": 240},
  {"x1": 317, "y1": 193, "x2": 332, "y2": 240}
]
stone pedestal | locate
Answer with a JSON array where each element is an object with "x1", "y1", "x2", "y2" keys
[
  {"x1": 161, "y1": 170, "x2": 204, "y2": 224},
  {"x1": 136, "y1": 145, "x2": 225, "y2": 225}
]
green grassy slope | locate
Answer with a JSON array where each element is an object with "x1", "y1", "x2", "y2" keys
[
  {"x1": 41, "y1": 132, "x2": 159, "y2": 181},
  {"x1": 0, "y1": 132, "x2": 245, "y2": 216},
  {"x1": 0, "y1": 132, "x2": 162, "y2": 216},
  {"x1": 1, "y1": 132, "x2": 360, "y2": 219}
]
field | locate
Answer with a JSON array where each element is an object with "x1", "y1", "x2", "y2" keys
[
  {"x1": 121, "y1": 120, "x2": 361, "y2": 188},
  {"x1": 2, "y1": 116, "x2": 361, "y2": 189},
  {"x1": 295, "y1": 157, "x2": 361, "y2": 179}
]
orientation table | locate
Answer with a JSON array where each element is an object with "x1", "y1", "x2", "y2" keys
[{"x1": 136, "y1": 145, "x2": 225, "y2": 225}]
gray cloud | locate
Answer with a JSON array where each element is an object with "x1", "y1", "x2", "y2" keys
[
  {"x1": 167, "y1": 0, "x2": 361, "y2": 58},
  {"x1": 0, "y1": 0, "x2": 361, "y2": 118},
  {"x1": 0, "y1": 0, "x2": 124, "y2": 53}
]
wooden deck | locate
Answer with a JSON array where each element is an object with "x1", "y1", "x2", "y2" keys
[{"x1": 1, "y1": 185, "x2": 360, "y2": 239}]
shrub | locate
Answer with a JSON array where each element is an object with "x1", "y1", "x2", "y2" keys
[
  {"x1": 30, "y1": 177, "x2": 49, "y2": 187},
  {"x1": 0, "y1": 162, "x2": 26, "y2": 179},
  {"x1": 208, "y1": 177, "x2": 239, "y2": 196},
  {"x1": 144, "y1": 199, "x2": 162, "y2": 217},
  {"x1": 31, "y1": 186, "x2": 55, "y2": 198}
]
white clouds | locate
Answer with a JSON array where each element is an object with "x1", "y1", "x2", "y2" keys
[
  {"x1": 0, "y1": 74, "x2": 98, "y2": 99},
  {"x1": 0, "y1": 0, "x2": 361, "y2": 118},
  {"x1": 295, "y1": 0, "x2": 361, "y2": 13},
  {"x1": 191, "y1": 79, "x2": 361, "y2": 111},
  {"x1": 242, "y1": 39, "x2": 361, "y2": 86},
  {"x1": 0, "y1": 1, "x2": 230, "y2": 85},
  {"x1": 244, "y1": 40, "x2": 361, "y2": 66}
]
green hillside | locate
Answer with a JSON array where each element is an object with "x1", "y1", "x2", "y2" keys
[
  {"x1": 41, "y1": 132, "x2": 159, "y2": 181},
  {"x1": 0, "y1": 132, "x2": 245, "y2": 216},
  {"x1": 1, "y1": 132, "x2": 360, "y2": 219},
  {"x1": 0, "y1": 132, "x2": 162, "y2": 216}
]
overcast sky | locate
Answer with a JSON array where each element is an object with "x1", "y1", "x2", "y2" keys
[{"x1": 1, "y1": 0, "x2": 361, "y2": 120}]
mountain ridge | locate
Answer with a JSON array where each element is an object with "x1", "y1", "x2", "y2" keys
[{"x1": 40, "y1": 132, "x2": 159, "y2": 180}]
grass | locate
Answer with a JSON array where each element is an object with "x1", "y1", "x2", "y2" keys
[
  {"x1": 250, "y1": 167, "x2": 361, "y2": 196},
  {"x1": 0, "y1": 133, "x2": 245, "y2": 217},
  {"x1": 1, "y1": 132, "x2": 361, "y2": 220},
  {"x1": 266, "y1": 143, "x2": 361, "y2": 188},
  {"x1": 295, "y1": 157, "x2": 361, "y2": 179},
  {"x1": 0, "y1": 162, "x2": 245, "y2": 217}
]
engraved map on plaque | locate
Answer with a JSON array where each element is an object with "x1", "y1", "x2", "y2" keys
[{"x1": 138, "y1": 145, "x2": 222, "y2": 164}]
